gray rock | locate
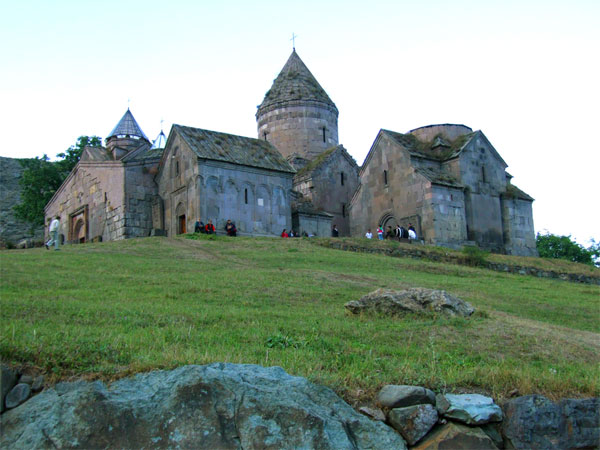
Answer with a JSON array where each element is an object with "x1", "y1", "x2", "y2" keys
[
  {"x1": 19, "y1": 375, "x2": 33, "y2": 385},
  {"x1": 0, "y1": 363, "x2": 407, "y2": 449},
  {"x1": 345, "y1": 288, "x2": 474, "y2": 317},
  {"x1": 412, "y1": 422, "x2": 498, "y2": 450},
  {"x1": 5, "y1": 383, "x2": 31, "y2": 409},
  {"x1": 559, "y1": 397, "x2": 600, "y2": 449},
  {"x1": 31, "y1": 375, "x2": 44, "y2": 392},
  {"x1": 388, "y1": 404, "x2": 438, "y2": 445},
  {"x1": 1, "y1": 364, "x2": 18, "y2": 413},
  {"x1": 480, "y1": 423, "x2": 504, "y2": 449},
  {"x1": 439, "y1": 393, "x2": 503, "y2": 425},
  {"x1": 358, "y1": 406, "x2": 386, "y2": 421},
  {"x1": 378, "y1": 385, "x2": 436, "y2": 409},
  {"x1": 502, "y1": 395, "x2": 599, "y2": 450}
]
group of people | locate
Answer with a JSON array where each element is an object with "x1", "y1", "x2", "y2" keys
[
  {"x1": 365, "y1": 223, "x2": 417, "y2": 241},
  {"x1": 194, "y1": 218, "x2": 237, "y2": 236}
]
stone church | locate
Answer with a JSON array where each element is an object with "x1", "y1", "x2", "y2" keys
[
  {"x1": 350, "y1": 124, "x2": 537, "y2": 255},
  {"x1": 45, "y1": 49, "x2": 535, "y2": 255}
]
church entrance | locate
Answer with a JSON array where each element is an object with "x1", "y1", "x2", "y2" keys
[
  {"x1": 178, "y1": 214, "x2": 186, "y2": 234},
  {"x1": 74, "y1": 219, "x2": 86, "y2": 243},
  {"x1": 69, "y1": 207, "x2": 88, "y2": 244}
]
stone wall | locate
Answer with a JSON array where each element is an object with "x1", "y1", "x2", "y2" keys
[
  {"x1": 123, "y1": 161, "x2": 160, "y2": 238},
  {"x1": 0, "y1": 157, "x2": 44, "y2": 247},
  {"x1": 158, "y1": 134, "x2": 293, "y2": 236},
  {"x1": 256, "y1": 102, "x2": 339, "y2": 160},
  {"x1": 294, "y1": 147, "x2": 359, "y2": 236},
  {"x1": 502, "y1": 195, "x2": 538, "y2": 256},
  {"x1": 44, "y1": 162, "x2": 126, "y2": 243}
]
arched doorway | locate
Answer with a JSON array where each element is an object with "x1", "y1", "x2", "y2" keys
[
  {"x1": 175, "y1": 202, "x2": 186, "y2": 234},
  {"x1": 379, "y1": 212, "x2": 396, "y2": 229},
  {"x1": 74, "y1": 218, "x2": 86, "y2": 243}
]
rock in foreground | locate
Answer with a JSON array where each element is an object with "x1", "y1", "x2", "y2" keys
[
  {"x1": 0, "y1": 363, "x2": 406, "y2": 450},
  {"x1": 345, "y1": 288, "x2": 474, "y2": 317}
]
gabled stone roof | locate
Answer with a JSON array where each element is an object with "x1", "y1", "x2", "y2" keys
[
  {"x1": 174, "y1": 125, "x2": 295, "y2": 173},
  {"x1": 295, "y1": 144, "x2": 357, "y2": 178},
  {"x1": 257, "y1": 50, "x2": 337, "y2": 114},
  {"x1": 80, "y1": 146, "x2": 111, "y2": 162},
  {"x1": 382, "y1": 129, "x2": 474, "y2": 161},
  {"x1": 108, "y1": 109, "x2": 150, "y2": 142}
]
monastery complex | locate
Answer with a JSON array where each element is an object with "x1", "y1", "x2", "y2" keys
[{"x1": 45, "y1": 50, "x2": 537, "y2": 256}]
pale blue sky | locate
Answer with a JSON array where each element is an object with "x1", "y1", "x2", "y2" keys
[{"x1": 1, "y1": 0, "x2": 598, "y2": 244}]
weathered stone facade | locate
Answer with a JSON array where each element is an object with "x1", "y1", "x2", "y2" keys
[
  {"x1": 293, "y1": 145, "x2": 359, "y2": 236},
  {"x1": 350, "y1": 124, "x2": 537, "y2": 256},
  {"x1": 156, "y1": 126, "x2": 295, "y2": 236},
  {"x1": 45, "y1": 110, "x2": 160, "y2": 243}
]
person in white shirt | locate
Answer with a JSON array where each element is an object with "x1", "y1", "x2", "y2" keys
[
  {"x1": 408, "y1": 228, "x2": 417, "y2": 240},
  {"x1": 46, "y1": 216, "x2": 61, "y2": 250},
  {"x1": 365, "y1": 229, "x2": 373, "y2": 239}
]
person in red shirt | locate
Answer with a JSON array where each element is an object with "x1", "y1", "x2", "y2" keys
[
  {"x1": 281, "y1": 229, "x2": 289, "y2": 238},
  {"x1": 205, "y1": 219, "x2": 215, "y2": 234}
]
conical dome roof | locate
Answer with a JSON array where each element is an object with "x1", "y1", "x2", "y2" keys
[
  {"x1": 107, "y1": 109, "x2": 149, "y2": 141},
  {"x1": 257, "y1": 50, "x2": 337, "y2": 114}
]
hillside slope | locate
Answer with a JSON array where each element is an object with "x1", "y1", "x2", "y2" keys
[{"x1": 1, "y1": 236, "x2": 598, "y2": 404}]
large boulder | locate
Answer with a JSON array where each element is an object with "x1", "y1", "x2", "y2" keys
[
  {"x1": 0, "y1": 363, "x2": 407, "y2": 449},
  {"x1": 437, "y1": 393, "x2": 503, "y2": 425},
  {"x1": 502, "y1": 395, "x2": 599, "y2": 450},
  {"x1": 345, "y1": 288, "x2": 474, "y2": 317}
]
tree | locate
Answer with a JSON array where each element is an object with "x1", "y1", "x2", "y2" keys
[
  {"x1": 536, "y1": 232, "x2": 598, "y2": 267},
  {"x1": 14, "y1": 136, "x2": 102, "y2": 226}
]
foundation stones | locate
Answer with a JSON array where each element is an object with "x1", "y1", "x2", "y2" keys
[
  {"x1": 388, "y1": 404, "x2": 438, "y2": 445},
  {"x1": 378, "y1": 385, "x2": 436, "y2": 408},
  {"x1": 436, "y1": 393, "x2": 503, "y2": 425}
]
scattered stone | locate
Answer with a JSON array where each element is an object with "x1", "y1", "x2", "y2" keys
[
  {"x1": 378, "y1": 385, "x2": 436, "y2": 409},
  {"x1": 411, "y1": 422, "x2": 498, "y2": 450},
  {"x1": 439, "y1": 393, "x2": 503, "y2": 425},
  {"x1": 1, "y1": 365, "x2": 18, "y2": 413},
  {"x1": 358, "y1": 406, "x2": 386, "y2": 421},
  {"x1": 502, "y1": 395, "x2": 599, "y2": 450},
  {"x1": 388, "y1": 404, "x2": 438, "y2": 445},
  {"x1": 345, "y1": 288, "x2": 474, "y2": 317},
  {"x1": 19, "y1": 374, "x2": 33, "y2": 385},
  {"x1": 4, "y1": 383, "x2": 31, "y2": 409},
  {"x1": 0, "y1": 363, "x2": 407, "y2": 449},
  {"x1": 31, "y1": 375, "x2": 44, "y2": 392}
]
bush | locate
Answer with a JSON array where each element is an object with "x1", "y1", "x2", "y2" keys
[
  {"x1": 536, "y1": 233, "x2": 598, "y2": 266},
  {"x1": 461, "y1": 246, "x2": 489, "y2": 267}
]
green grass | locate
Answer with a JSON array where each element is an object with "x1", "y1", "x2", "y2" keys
[{"x1": 1, "y1": 236, "x2": 598, "y2": 405}]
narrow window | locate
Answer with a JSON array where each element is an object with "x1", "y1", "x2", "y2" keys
[
  {"x1": 340, "y1": 172, "x2": 345, "y2": 186},
  {"x1": 244, "y1": 188, "x2": 248, "y2": 204},
  {"x1": 175, "y1": 160, "x2": 180, "y2": 176},
  {"x1": 384, "y1": 170, "x2": 388, "y2": 185},
  {"x1": 342, "y1": 203, "x2": 346, "y2": 218},
  {"x1": 322, "y1": 127, "x2": 326, "y2": 143},
  {"x1": 264, "y1": 132, "x2": 268, "y2": 141},
  {"x1": 481, "y1": 166, "x2": 486, "y2": 183}
]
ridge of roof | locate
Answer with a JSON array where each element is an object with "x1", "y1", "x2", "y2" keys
[
  {"x1": 107, "y1": 109, "x2": 150, "y2": 142},
  {"x1": 173, "y1": 125, "x2": 295, "y2": 173},
  {"x1": 503, "y1": 183, "x2": 534, "y2": 201},
  {"x1": 295, "y1": 144, "x2": 357, "y2": 178},
  {"x1": 257, "y1": 50, "x2": 337, "y2": 113},
  {"x1": 382, "y1": 129, "x2": 475, "y2": 161}
]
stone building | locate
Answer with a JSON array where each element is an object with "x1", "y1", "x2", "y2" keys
[
  {"x1": 257, "y1": 50, "x2": 359, "y2": 236},
  {"x1": 350, "y1": 124, "x2": 537, "y2": 256},
  {"x1": 44, "y1": 109, "x2": 163, "y2": 244},
  {"x1": 156, "y1": 125, "x2": 294, "y2": 236}
]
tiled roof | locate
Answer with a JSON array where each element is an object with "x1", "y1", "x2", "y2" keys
[
  {"x1": 80, "y1": 147, "x2": 111, "y2": 162},
  {"x1": 257, "y1": 50, "x2": 337, "y2": 113},
  {"x1": 108, "y1": 109, "x2": 150, "y2": 142},
  {"x1": 174, "y1": 125, "x2": 295, "y2": 173},
  {"x1": 383, "y1": 129, "x2": 474, "y2": 161}
]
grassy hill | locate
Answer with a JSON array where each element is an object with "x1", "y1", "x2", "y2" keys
[{"x1": 1, "y1": 236, "x2": 598, "y2": 406}]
